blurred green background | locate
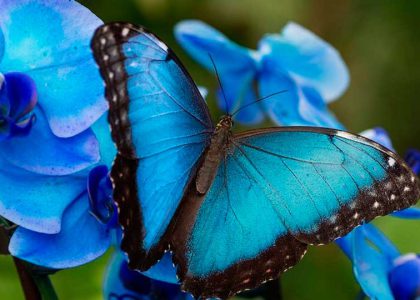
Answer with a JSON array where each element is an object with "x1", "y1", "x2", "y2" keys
[{"x1": 1, "y1": 0, "x2": 420, "y2": 299}]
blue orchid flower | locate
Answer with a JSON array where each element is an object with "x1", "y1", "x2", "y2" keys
[
  {"x1": 0, "y1": 0, "x2": 106, "y2": 232},
  {"x1": 7, "y1": 113, "x2": 119, "y2": 269},
  {"x1": 104, "y1": 251, "x2": 193, "y2": 300},
  {"x1": 336, "y1": 224, "x2": 420, "y2": 300},
  {"x1": 174, "y1": 20, "x2": 349, "y2": 128}
]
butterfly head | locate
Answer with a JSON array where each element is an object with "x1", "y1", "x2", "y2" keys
[{"x1": 217, "y1": 115, "x2": 233, "y2": 130}]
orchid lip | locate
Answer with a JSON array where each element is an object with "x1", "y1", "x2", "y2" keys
[{"x1": 0, "y1": 72, "x2": 38, "y2": 139}]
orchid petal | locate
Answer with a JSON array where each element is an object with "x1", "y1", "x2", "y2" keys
[
  {"x1": 336, "y1": 235, "x2": 353, "y2": 260},
  {"x1": 361, "y1": 224, "x2": 400, "y2": 259},
  {"x1": 9, "y1": 192, "x2": 112, "y2": 269},
  {"x1": 0, "y1": 158, "x2": 86, "y2": 233},
  {"x1": 405, "y1": 149, "x2": 420, "y2": 175},
  {"x1": 174, "y1": 20, "x2": 255, "y2": 74},
  {"x1": 91, "y1": 114, "x2": 116, "y2": 169},
  {"x1": 389, "y1": 254, "x2": 420, "y2": 300},
  {"x1": 258, "y1": 66, "x2": 304, "y2": 126},
  {"x1": 104, "y1": 252, "x2": 192, "y2": 300},
  {"x1": 359, "y1": 127, "x2": 394, "y2": 151},
  {"x1": 259, "y1": 22, "x2": 349, "y2": 102},
  {"x1": 298, "y1": 86, "x2": 345, "y2": 130},
  {"x1": 259, "y1": 66, "x2": 342, "y2": 128},
  {"x1": 352, "y1": 226, "x2": 395, "y2": 300},
  {"x1": 142, "y1": 252, "x2": 179, "y2": 284},
  {"x1": 392, "y1": 207, "x2": 420, "y2": 219},
  {"x1": 0, "y1": 107, "x2": 100, "y2": 175}
]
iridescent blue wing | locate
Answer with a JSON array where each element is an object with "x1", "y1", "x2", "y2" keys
[
  {"x1": 174, "y1": 20, "x2": 263, "y2": 124},
  {"x1": 91, "y1": 23, "x2": 213, "y2": 268},
  {"x1": 170, "y1": 128, "x2": 419, "y2": 299}
]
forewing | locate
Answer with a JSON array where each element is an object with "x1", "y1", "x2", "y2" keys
[{"x1": 91, "y1": 22, "x2": 213, "y2": 268}]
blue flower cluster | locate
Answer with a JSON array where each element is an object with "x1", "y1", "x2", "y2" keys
[
  {"x1": 0, "y1": 1, "x2": 418, "y2": 299},
  {"x1": 0, "y1": 0, "x2": 116, "y2": 269}
]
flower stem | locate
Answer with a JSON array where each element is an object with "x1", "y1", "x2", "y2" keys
[
  {"x1": 13, "y1": 251, "x2": 58, "y2": 300},
  {"x1": 13, "y1": 257, "x2": 42, "y2": 300},
  {"x1": 32, "y1": 272, "x2": 58, "y2": 300}
]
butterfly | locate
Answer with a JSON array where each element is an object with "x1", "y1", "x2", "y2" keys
[{"x1": 91, "y1": 22, "x2": 420, "y2": 299}]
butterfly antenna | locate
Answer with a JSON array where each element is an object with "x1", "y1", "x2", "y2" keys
[
  {"x1": 231, "y1": 90, "x2": 287, "y2": 117},
  {"x1": 208, "y1": 54, "x2": 230, "y2": 113}
]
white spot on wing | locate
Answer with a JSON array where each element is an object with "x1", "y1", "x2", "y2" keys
[
  {"x1": 388, "y1": 157, "x2": 396, "y2": 167},
  {"x1": 122, "y1": 27, "x2": 130, "y2": 37},
  {"x1": 373, "y1": 201, "x2": 380, "y2": 208},
  {"x1": 398, "y1": 175, "x2": 405, "y2": 183}
]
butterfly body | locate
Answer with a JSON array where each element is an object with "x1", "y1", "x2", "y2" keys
[
  {"x1": 91, "y1": 22, "x2": 420, "y2": 299},
  {"x1": 196, "y1": 116, "x2": 233, "y2": 195}
]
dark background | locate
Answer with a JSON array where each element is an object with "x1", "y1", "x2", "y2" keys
[{"x1": 1, "y1": 0, "x2": 419, "y2": 299}]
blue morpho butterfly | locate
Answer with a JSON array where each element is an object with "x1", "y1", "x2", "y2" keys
[{"x1": 91, "y1": 22, "x2": 420, "y2": 299}]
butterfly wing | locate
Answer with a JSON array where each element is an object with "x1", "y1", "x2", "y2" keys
[
  {"x1": 91, "y1": 23, "x2": 214, "y2": 268},
  {"x1": 170, "y1": 127, "x2": 419, "y2": 299}
]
